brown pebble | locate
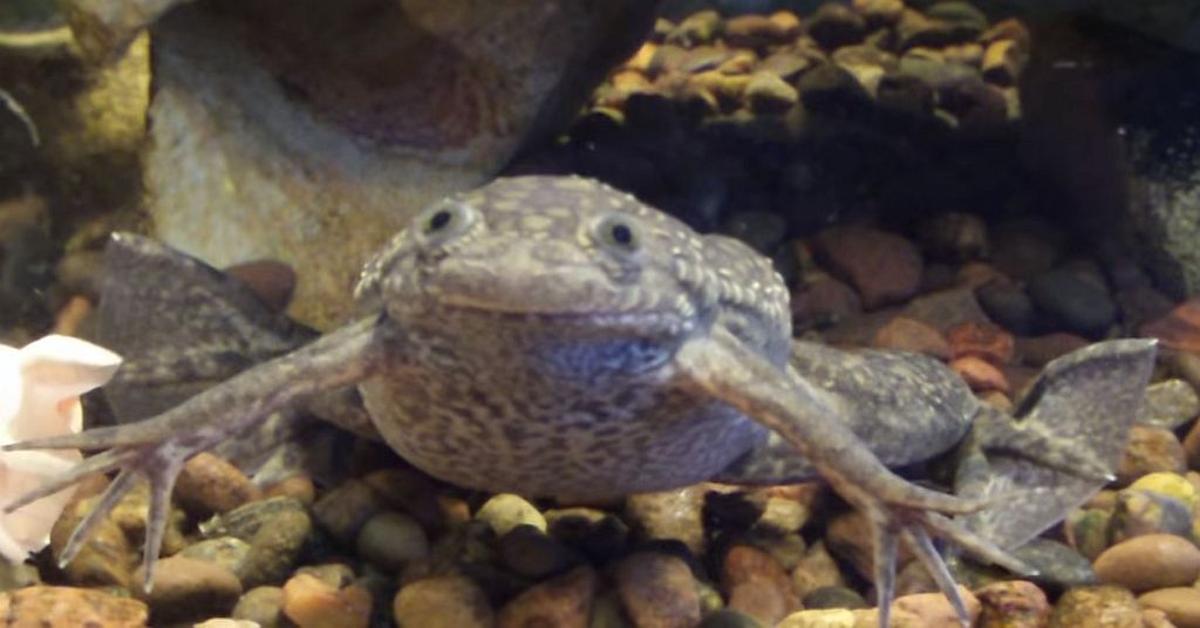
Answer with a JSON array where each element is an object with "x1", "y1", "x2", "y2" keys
[
  {"x1": 135, "y1": 555, "x2": 243, "y2": 625},
  {"x1": 362, "y1": 467, "x2": 445, "y2": 530},
  {"x1": 722, "y1": 544, "x2": 801, "y2": 625},
  {"x1": 791, "y1": 272, "x2": 863, "y2": 330},
  {"x1": 176, "y1": 452, "x2": 262, "y2": 517},
  {"x1": 981, "y1": 18, "x2": 1032, "y2": 50},
  {"x1": 982, "y1": 39, "x2": 1027, "y2": 86},
  {"x1": 950, "y1": 355, "x2": 1010, "y2": 393},
  {"x1": 1, "y1": 586, "x2": 148, "y2": 627},
  {"x1": 263, "y1": 474, "x2": 316, "y2": 506},
  {"x1": 311, "y1": 478, "x2": 383, "y2": 545},
  {"x1": 1093, "y1": 534, "x2": 1200, "y2": 593},
  {"x1": 52, "y1": 295, "x2": 93, "y2": 336},
  {"x1": 1182, "y1": 421, "x2": 1200, "y2": 471},
  {"x1": 745, "y1": 71, "x2": 800, "y2": 112},
  {"x1": 225, "y1": 259, "x2": 296, "y2": 313},
  {"x1": 1143, "y1": 607, "x2": 1177, "y2": 628},
  {"x1": 1117, "y1": 425, "x2": 1187, "y2": 485},
  {"x1": 974, "y1": 580, "x2": 1050, "y2": 627},
  {"x1": 1013, "y1": 332, "x2": 1089, "y2": 367},
  {"x1": 282, "y1": 572, "x2": 371, "y2": 628},
  {"x1": 791, "y1": 541, "x2": 847, "y2": 599},
  {"x1": 625, "y1": 487, "x2": 707, "y2": 555},
  {"x1": 946, "y1": 321, "x2": 1014, "y2": 364},
  {"x1": 1138, "y1": 587, "x2": 1200, "y2": 628},
  {"x1": 978, "y1": 390, "x2": 1013, "y2": 412},
  {"x1": 1141, "y1": 297, "x2": 1200, "y2": 353},
  {"x1": 872, "y1": 316, "x2": 951, "y2": 359},
  {"x1": 498, "y1": 566, "x2": 597, "y2": 628},
  {"x1": 1168, "y1": 349, "x2": 1200, "y2": 393},
  {"x1": 616, "y1": 551, "x2": 700, "y2": 628},
  {"x1": 393, "y1": 575, "x2": 493, "y2": 628},
  {"x1": 777, "y1": 608, "x2": 858, "y2": 627},
  {"x1": 1049, "y1": 585, "x2": 1142, "y2": 627},
  {"x1": 232, "y1": 586, "x2": 285, "y2": 626},
  {"x1": 813, "y1": 225, "x2": 923, "y2": 310},
  {"x1": 824, "y1": 511, "x2": 874, "y2": 581},
  {"x1": 956, "y1": 261, "x2": 1003, "y2": 288},
  {"x1": 892, "y1": 586, "x2": 981, "y2": 626}
]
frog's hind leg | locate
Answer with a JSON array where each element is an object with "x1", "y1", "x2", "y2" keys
[
  {"x1": 957, "y1": 338, "x2": 1157, "y2": 550},
  {"x1": 674, "y1": 328, "x2": 1034, "y2": 628},
  {"x1": 95, "y1": 232, "x2": 317, "y2": 422}
]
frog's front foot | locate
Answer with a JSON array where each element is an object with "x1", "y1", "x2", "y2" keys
[
  {"x1": 845, "y1": 483, "x2": 1032, "y2": 627},
  {"x1": 3, "y1": 429, "x2": 193, "y2": 589},
  {"x1": 675, "y1": 329, "x2": 1033, "y2": 628},
  {"x1": 2, "y1": 315, "x2": 385, "y2": 590}
]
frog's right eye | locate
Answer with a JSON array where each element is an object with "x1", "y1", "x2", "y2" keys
[{"x1": 415, "y1": 201, "x2": 476, "y2": 244}]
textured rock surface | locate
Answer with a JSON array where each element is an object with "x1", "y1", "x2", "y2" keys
[{"x1": 137, "y1": 0, "x2": 658, "y2": 328}]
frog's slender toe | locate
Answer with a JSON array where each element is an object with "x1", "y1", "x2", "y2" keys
[
  {"x1": 865, "y1": 503, "x2": 1029, "y2": 628},
  {"x1": 2, "y1": 422, "x2": 168, "y2": 452},
  {"x1": 2, "y1": 447, "x2": 137, "y2": 511},
  {"x1": 903, "y1": 525, "x2": 969, "y2": 626},
  {"x1": 50, "y1": 441, "x2": 184, "y2": 593},
  {"x1": 57, "y1": 467, "x2": 139, "y2": 568},
  {"x1": 870, "y1": 516, "x2": 898, "y2": 627}
]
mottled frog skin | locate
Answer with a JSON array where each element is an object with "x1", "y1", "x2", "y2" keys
[{"x1": 5, "y1": 176, "x2": 1156, "y2": 628}]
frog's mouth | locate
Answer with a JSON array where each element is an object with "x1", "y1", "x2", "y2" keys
[{"x1": 435, "y1": 294, "x2": 698, "y2": 338}]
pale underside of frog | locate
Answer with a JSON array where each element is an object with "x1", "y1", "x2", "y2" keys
[{"x1": 5, "y1": 176, "x2": 1155, "y2": 628}]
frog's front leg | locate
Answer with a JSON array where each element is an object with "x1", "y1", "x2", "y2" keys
[
  {"x1": 2, "y1": 315, "x2": 389, "y2": 590},
  {"x1": 674, "y1": 327, "x2": 1031, "y2": 628}
]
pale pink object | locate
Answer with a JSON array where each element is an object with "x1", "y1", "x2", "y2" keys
[{"x1": 0, "y1": 335, "x2": 121, "y2": 563}]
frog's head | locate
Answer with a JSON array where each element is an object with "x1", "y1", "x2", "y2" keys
[{"x1": 355, "y1": 176, "x2": 737, "y2": 365}]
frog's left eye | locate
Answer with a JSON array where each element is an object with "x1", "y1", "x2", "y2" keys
[
  {"x1": 593, "y1": 214, "x2": 641, "y2": 255},
  {"x1": 415, "y1": 201, "x2": 476, "y2": 244}
]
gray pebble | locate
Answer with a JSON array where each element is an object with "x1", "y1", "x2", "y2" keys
[
  {"x1": 356, "y1": 511, "x2": 429, "y2": 573},
  {"x1": 1110, "y1": 489, "x2": 1194, "y2": 542},
  {"x1": 1139, "y1": 379, "x2": 1200, "y2": 430},
  {"x1": 975, "y1": 279, "x2": 1036, "y2": 334},
  {"x1": 807, "y1": 3, "x2": 866, "y2": 50},
  {"x1": 498, "y1": 524, "x2": 576, "y2": 579},
  {"x1": 240, "y1": 507, "x2": 314, "y2": 588},
  {"x1": 803, "y1": 585, "x2": 869, "y2": 610},
  {"x1": 699, "y1": 608, "x2": 765, "y2": 628},
  {"x1": 1012, "y1": 538, "x2": 1097, "y2": 590},
  {"x1": 180, "y1": 537, "x2": 252, "y2": 583},
  {"x1": 1028, "y1": 268, "x2": 1117, "y2": 338},
  {"x1": 202, "y1": 496, "x2": 306, "y2": 540},
  {"x1": 925, "y1": 1, "x2": 989, "y2": 34},
  {"x1": 797, "y1": 63, "x2": 872, "y2": 116},
  {"x1": 231, "y1": 586, "x2": 285, "y2": 628},
  {"x1": 0, "y1": 562, "x2": 39, "y2": 591}
]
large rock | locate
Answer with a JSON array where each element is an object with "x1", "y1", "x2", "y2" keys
[
  {"x1": 974, "y1": 0, "x2": 1200, "y2": 55},
  {"x1": 73, "y1": 0, "x2": 657, "y2": 328},
  {"x1": 1019, "y1": 18, "x2": 1200, "y2": 300}
]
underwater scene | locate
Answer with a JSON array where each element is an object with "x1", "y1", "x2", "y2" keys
[{"x1": 2, "y1": 0, "x2": 1200, "y2": 626}]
